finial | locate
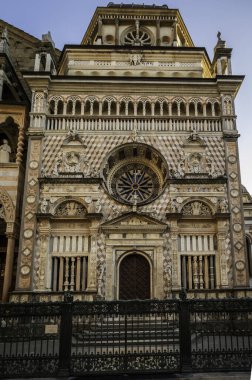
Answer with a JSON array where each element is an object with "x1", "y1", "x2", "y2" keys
[
  {"x1": 217, "y1": 31, "x2": 221, "y2": 42},
  {"x1": 42, "y1": 31, "x2": 55, "y2": 48}
]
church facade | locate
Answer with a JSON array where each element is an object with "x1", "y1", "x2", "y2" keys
[{"x1": 0, "y1": 3, "x2": 252, "y2": 303}]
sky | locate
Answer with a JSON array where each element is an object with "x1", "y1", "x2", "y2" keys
[{"x1": 1, "y1": 0, "x2": 252, "y2": 193}]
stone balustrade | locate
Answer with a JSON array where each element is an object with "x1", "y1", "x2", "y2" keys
[{"x1": 44, "y1": 115, "x2": 223, "y2": 133}]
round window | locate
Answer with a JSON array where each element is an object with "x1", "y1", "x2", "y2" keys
[{"x1": 102, "y1": 143, "x2": 168, "y2": 205}]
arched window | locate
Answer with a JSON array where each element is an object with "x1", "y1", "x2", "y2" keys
[
  {"x1": 66, "y1": 100, "x2": 73, "y2": 115},
  {"x1": 180, "y1": 102, "x2": 186, "y2": 116},
  {"x1": 189, "y1": 102, "x2": 195, "y2": 116},
  {"x1": 206, "y1": 102, "x2": 212, "y2": 116},
  {"x1": 214, "y1": 102, "x2": 221, "y2": 116},
  {"x1": 49, "y1": 99, "x2": 55, "y2": 115},
  {"x1": 145, "y1": 101, "x2": 152, "y2": 116},
  {"x1": 57, "y1": 100, "x2": 64, "y2": 115},
  {"x1": 197, "y1": 102, "x2": 203, "y2": 116},
  {"x1": 75, "y1": 100, "x2": 81, "y2": 115},
  {"x1": 172, "y1": 102, "x2": 178, "y2": 116},
  {"x1": 128, "y1": 101, "x2": 134, "y2": 116}
]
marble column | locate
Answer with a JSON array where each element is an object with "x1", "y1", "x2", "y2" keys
[{"x1": 2, "y1": 232, "x2": 16, "y2": 302}]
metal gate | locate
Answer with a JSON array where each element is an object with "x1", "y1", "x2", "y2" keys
[
  {"x1": 70, "y1": 300, "x2": 180, "y2": 375},
  {"x1": 1, "y1": 296, "x2": 252, "y2": 378}
]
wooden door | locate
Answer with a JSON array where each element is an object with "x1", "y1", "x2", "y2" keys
[{"x1": 119, "y1": 253, "x2": 150, "y2": 300}]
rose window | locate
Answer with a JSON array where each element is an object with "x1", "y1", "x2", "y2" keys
[
  {"x1": 102, "y1": 143, "x2": 168, "y2": 205},
  {"x1": 124, "y1": 29, "x2": 152, "y2": 46},
  {"x1": 114, "y1": 163, "x2": 159, "y2": 203}
]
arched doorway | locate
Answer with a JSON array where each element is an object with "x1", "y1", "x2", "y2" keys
[{"x1": 119, "y1": 253, "x2": 150, "y2": 300}]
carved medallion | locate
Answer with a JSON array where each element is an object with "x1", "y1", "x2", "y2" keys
[
  {"x1": 228, "y1": 155, "x2": 237, "y2": 164},
  {"x1": 233, "y1": 223, "x2": 242, "y2": 233},
  {"x1": 230, "y1": 189, "x2": 239, "y2": 198},
  {"x1": 21, "y1": 265, "x2": 31, "y2": 275},
  {"x1": 29, "y1": 161, "x2": 39, "y2": 169},
  {"x1": 27, "y1": 195, "x2": 36, "y2": 204},
  {"x1": 24, "y1": 229, "x2": 33, "y2": 238},
  {"x1": 235, "y1": 260, "x2": 245, "y2": 271}
]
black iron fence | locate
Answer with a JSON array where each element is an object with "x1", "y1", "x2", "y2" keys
[{"x1": 0, "y1": 295, "x2": 252, "y2": 378}]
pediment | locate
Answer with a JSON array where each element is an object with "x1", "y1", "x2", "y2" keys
[{"x1": 101, "y1": 212, "x2": 167, "y2": 233}]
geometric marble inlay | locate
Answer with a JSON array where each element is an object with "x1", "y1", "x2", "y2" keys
[
  {"x1": 29, "y1": 179, "x2": 37, "y2": 187},
  {"x1": 234, "y1": 241, "x2": 243, "y2": 251},
  {"x1": 22, "y1": 248, "x2": 31, "y2": 256},
  {"x1": 229, "y1": 171, "x2": 238, "y2": 180},
  {"x1": 232, "y1": 206, "x2": 240, "y2": 214},
  {"x1": 26, "y1": 212, "x2": 34, "y2": 220}
]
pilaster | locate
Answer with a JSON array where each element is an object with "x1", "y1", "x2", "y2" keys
[
  {"x1": 34, "y1": 219, "x2": 51, "y2": 291},
  {"x1": 224, "y1": 135, "x2": 248, "y2": 286},
  {"x1": 86, "y1": 228, "x2": 99, "y2": 292},
  {"x1": 16, "y1": 127, "x2": 44, "y2": 291},
  {"x1": 216, "y1": 219, "x2": 229, "y2": 287},
  {"x1": 170, "y1": 219, "x2": 180, "y2": 290}
]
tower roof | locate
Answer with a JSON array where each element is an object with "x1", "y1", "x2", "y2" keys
[{"x1": 81, "y1": 3, "x2": 194, "y2": 47}]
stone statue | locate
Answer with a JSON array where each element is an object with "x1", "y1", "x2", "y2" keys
[
  {"x1": 217, "y1": 198, "x2": 228, "y2": 213},
  {"x1": 98, "y1": 16, "x2": 103, "y2": 36},
  {"x1": 95, "y1": 199, "x2": 102, "y2": 213},
  {"x1": 53, "y1": 153, "x2": 62, "y2": 176},
  {"x1": 130, "y1": 54, "x2": 142, "y2": 66},
  {"x1": 170, "y1": 198, "x2": 178, "y2": 212},
  {"x1": 82, "y1": 156, "x2": 91, "y2": 177},
  {"x1": 40, "y1": 199, "x2": 48, "y2": 213},
  {"x1": 0, "y1": 139, "x2": 11, "y2": 163}
]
